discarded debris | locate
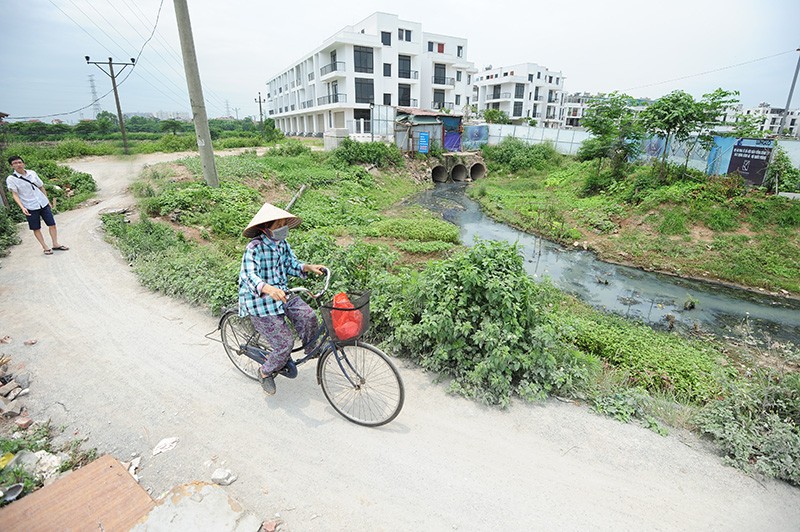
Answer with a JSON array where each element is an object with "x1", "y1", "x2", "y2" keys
[
  {"x1": 210, "y1": 468, "x2": 237, "y2": 486},
  {"x1": 23, "y1": 339, "x2": 38, "y2": 346},
  {"x1": 152, "y1": 437, "x2": 179, "y2": 456}
]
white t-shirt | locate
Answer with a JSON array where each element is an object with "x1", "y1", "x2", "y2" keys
[{"x1": 6, "y1": 170, "x2": 49, "y2": 210}]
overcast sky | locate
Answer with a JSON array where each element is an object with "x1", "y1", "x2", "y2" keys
[{"x1": 2, "y1": 0, "x2": 798, "y2": 123}]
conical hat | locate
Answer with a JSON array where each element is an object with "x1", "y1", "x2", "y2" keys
[{"x1": 242, "y1": 202, "x2": 302, "y2": 238}]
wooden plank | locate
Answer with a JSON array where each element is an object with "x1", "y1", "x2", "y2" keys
[{"x1": 0, "y1": 454, "x2": 154, "y2": 531}]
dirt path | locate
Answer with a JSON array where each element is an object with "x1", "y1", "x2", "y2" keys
[{"x1": 1, "y1": 152, "x2": 798, "y2": 531}]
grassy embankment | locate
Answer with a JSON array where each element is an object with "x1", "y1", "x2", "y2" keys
[
  {"x1": 471, "y1": 138, "x2": 800, "y2": 295},
  {"x1": 99, "y1": 139, "x2": 799, "y2": 485}
]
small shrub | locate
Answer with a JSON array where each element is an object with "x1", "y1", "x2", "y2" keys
[
  {"x1": 696, "y1": 370, "x2": 800, "y2": 485},
  {"x1": 331, "y1": 138, "x2": 404, "y2": 168}
]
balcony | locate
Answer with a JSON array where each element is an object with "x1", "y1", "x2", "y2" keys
[
  {"x1": 533, "y1": 95, "x2": 544, "y2": 101},
  {"x1": 431, "y1": 101, "x2": 454, "y2": 110},
  {"x1": 487, "y1": 92, "x2": 512, "y2": 101},
  {"x1": 320, "y1": 61, "x2": 345, "y2": 76},
  {"x1": 398, "y1": 98, "x2": 419, "y2": 107},
  {"x1": 431, "y1": 76, "x2": 455, "y2": 86},
  {"x1": 398, "y1": 70, "x2": 419, "y2": 80},
  {"x1": 317, "y1": 93, "x2": 347, "y2": 105}
]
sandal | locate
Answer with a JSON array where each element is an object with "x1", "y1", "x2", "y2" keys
[
  {"x1": 53, "y1": 245, "x2": 69, "y2": 251},
  {"x1": 43, "y1": 249, "x2": 53, "y2": 255}
]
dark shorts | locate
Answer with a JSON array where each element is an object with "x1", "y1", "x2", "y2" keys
[{"x1": 26, "y1": 205, "x2": 56, "y2": 231}]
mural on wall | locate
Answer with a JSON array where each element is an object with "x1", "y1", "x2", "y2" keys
[{"x1": 462, "y1": 125, "x2": 489, "y2": 151}]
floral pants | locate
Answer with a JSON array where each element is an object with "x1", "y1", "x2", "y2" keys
[{"x1": 249, "y1": 295, "x2": 320, "y2": 374}]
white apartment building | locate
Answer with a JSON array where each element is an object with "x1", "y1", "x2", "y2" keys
[
  {"x1": 743, "y1": 103, "x2": 800, "y2": 138},
  {"x1": 473, "y1": 63, "x2": 566, "y2": 127},
  {"x1": 265, "y1": 12, "x2": 477, "y2": 136}
]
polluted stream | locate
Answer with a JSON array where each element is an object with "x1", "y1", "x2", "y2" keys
[{"x1": 411, "y1": 183, "x2": 800, "y2": 346}]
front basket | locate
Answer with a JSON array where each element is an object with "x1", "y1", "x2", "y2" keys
[{"x1": 320, "y1": 291, "x2": 371, "y2": 344}]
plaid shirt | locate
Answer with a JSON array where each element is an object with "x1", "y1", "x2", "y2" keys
[{"x1": 238, "y1": 235, "x2": 306, "y2": 317}]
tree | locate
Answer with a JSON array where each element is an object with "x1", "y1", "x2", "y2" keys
[
  {"x1": 729, "y1": 113, "x2": 766, "y2": 139},
  {"x1": 679, "y1": 89, "x2": 740, "y2": 174},
  {"x1": 484, "y1": 108, "x2": 511, "y2": 124},
  {"x1": 160, "y1": 119, "x2": 183, "y2": 135},
  {"x1": 579, "y1": 92, "x2": 644, "y2": 178},
  {"x1": 640, "y1": 90, "x2": 699, "y2": 178},
  {"x1": 73, "y1": 120, "x2": 97, "y2": 138},
  {"x1": 95, "y1": 111, "x2": 119, "y2": 135}
]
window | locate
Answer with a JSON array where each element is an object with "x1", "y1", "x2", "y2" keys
[
  {"x1": 515, "y1": 83, "x2": 524, "y2": 99},
  {"x1": 548, "y1": 75, "x2": 553, "y2": 83},
  {"x1": 383, "y1": 63, "x2": 391, "y2": 77},
  {"x1": 503, "y1": 72, "x2": 508, "y2": 77},
  {"x1": 381, "y1": 32, "x2": 391, "y2": 46},
  {"x1": 437, "y1": 43, "x2": 444, "y2": 53},
  {"x1": 398, "y1": 55, "x2": 411, "y2": 78},
  {"x1": 492, "y1": 85, "x2": 501, "y2": 99},
  {"x1": 434, "y1": 64, "x2": 446, "y2": 84},
  {"x1": 537, "y1": 72, "x2": 541, "y2": 79},
  {"x1": 467, "y1": 74, "x2": 471, "y2": 84},
  {"x1": 528, "y1": 92, "x2": 532, "y2": 100},
  {"x1": 555, "y1": 77, "x2": 560, "y2": 85},
  {"x1": 354, "y1": 46, "x2": 373, "y2": 73},
  {"x1": 466, "y1": 96, "x2": 470, "y2": 105},
  {"x1": 455, "y1": 95, "x2": 461, "y2": 105},
  {"x1": 513, "y1": 101, "x2": 523, "y2": 117},
  {"x1": 355, "y1": 78, "x2": 374, "y2": 104},
  {"x1": 457, "y1": 45, "x2": 463, "y2": 57},
  {"x1": 456, "y1": 71, "x2": 462, "y2": 82},
  {"x1": 398, "y1": 84, "x2": 411, "y2": 106},
  {"x1": 384, "y1": 93, "x2": 392, "y2": 105},
  {"x1": 528, "y1": 74, "x2": 533, "y2": 82},
  {"x1": 398, "y1": 28, "x2": 411, "y2": 41},
  {"x1": 433, "y1": 89, "x2": 445, "y2": 108},
  {"x1": 428, "y1": 41, "x2": 434, "y2": 52}
]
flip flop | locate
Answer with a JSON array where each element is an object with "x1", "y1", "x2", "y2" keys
[
  {"x1": 43, "y1": 249, "x2": 53, "y2": 255},
  {"x1": 53, "y1": 245, "x2": 69, "y2": 251}
]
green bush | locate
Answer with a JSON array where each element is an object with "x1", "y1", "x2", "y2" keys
[
  {"x1": 380, "y1": 240, "x2": 600, "y2": 406},
  {"x1": 265, "y1": 139, "x2": 311, "y2": 157},
  {"x1": 330, "y1": 138, "x2": 404, "y2": 168},
  {"x1": 364, "y1": 218, "x2": 459, "y2": 243},
  {"x1": 0, "y1": 207, "x2": 23, "y2": 255},
  {"x1": 696, "y1": 370, "x2": 800, "y2": 485},
  {"x1": 561, "y1": 311, "x2": 728, "y2": 403},
  {"x1": 481, "y1": 138, "x2": 561, "y2": 173}
]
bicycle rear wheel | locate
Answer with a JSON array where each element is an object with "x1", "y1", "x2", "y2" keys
[
  {"x1": 318, "y1": 342, "x2": 404, "y2": 427},
  {"x1": 220, "y1": 311, "x2": 267, "y2": 380}
]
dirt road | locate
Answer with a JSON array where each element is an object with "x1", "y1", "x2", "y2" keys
[{"x1": 1, "y1": 152, "x2": 798, "y2": 531}]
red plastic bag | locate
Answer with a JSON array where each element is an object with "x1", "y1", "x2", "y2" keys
[{"x1": 331, "y1": 293, "x2": 363, "y2": 341}]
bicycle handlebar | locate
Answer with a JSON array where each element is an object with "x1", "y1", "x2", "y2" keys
[{"x1": 288, "y1": 266, "x2": 331, "y2": 300}]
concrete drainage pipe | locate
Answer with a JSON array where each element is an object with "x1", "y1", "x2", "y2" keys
[
  {"x1": 432, "y1": 165, "x2": 448, "y2": 183},
  {"x1": 469, "y1": 162, "x2": 487, "y2": 180},
  {"x1": 450, "y1": 164, "x2": 468, "y2": 182}
]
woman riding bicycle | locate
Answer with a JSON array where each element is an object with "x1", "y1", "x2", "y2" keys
[{"x1": 238, "y1": 202, "x2": 325, "y2": 395}]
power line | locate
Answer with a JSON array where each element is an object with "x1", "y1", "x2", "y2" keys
[{"x1": 623, "y1": 49, "x2": 797, "y2": 92}]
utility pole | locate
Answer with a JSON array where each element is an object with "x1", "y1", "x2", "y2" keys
[
  {"x1": 778, "y1": 47, "x2": 800, "y2": 137},
  {"x1": 233, "y1": 107, "x2": 240, "y2": 120},
  {"x1": 86, "y1": 56, "x2": 134, "y2": 154},
  {"x1": 173, "y1": 0, "x2": 219, "y2": 187},
  {"x1": 255, "y1": 92, "x2": 265, "y2": 127}
]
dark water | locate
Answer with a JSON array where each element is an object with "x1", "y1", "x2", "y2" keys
[{"x1": 412, "y1": 183, "x2": 800, "y2": 345}]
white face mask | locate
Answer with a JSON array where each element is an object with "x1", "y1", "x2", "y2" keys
[{"x1": 267, "y1": 225, "x2": 289, "y2": 242}]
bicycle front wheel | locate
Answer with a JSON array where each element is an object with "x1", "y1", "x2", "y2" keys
[
  {"x1": 318, "y1": 342, "x2": 404, "y2": 427},
  {"x1": 220, "y1": 311, "x2": 266, "y2": 381}
]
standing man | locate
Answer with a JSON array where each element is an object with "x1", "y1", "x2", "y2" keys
[{"x1": 6, "y1": 156, "x2": 69, "y2": 255}]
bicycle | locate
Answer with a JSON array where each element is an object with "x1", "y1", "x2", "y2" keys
[{"x1": 217, "y1": 268, "x2": 405, "y2": 427}]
